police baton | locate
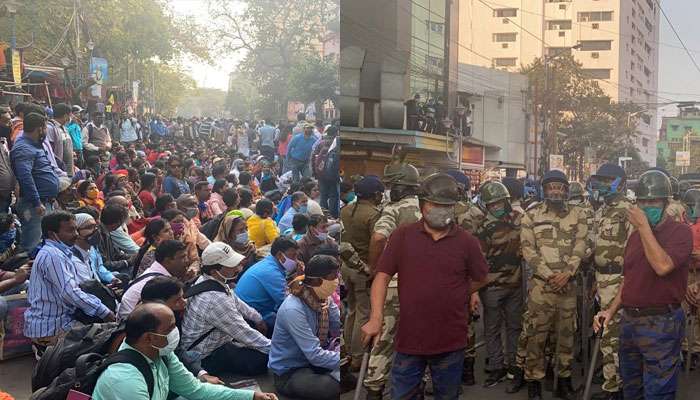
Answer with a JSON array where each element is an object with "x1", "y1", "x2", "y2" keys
[
  {"x1": 353, "y1": 347, "x2": 371, "y2": 400},
  {"x1": 583, "y1": 316, "x2": 605, "y2": 400},
  {"x1": 687, "y1": 306, "x2": 697, "y2": 375}
]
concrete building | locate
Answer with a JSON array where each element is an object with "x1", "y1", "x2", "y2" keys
[
  {"x1": 657, "y1": 104, "x2": 700, "y2": 176},
  {"x1": 458, "y1": 0, "x2": 660, "y2": 166}
]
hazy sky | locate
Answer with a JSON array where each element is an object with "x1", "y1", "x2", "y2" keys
[
  {"x1": 658, "y1": 1, "x2": 700, "y2": 102},
  {"x1": 169, "y1": 0, "x2": 245, "y2": 91}
]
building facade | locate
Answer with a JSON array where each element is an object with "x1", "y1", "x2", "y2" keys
[
  {"x1": 458, "y1": 0, "x2": 660, "y2": 166},
  {"x1": 657, "y1": 104, "x2": 700, "y2": 176}
]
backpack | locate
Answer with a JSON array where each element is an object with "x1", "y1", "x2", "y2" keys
[
  {"x1": 31, "y1": 322, "x2": 125, "y2": 392},
  {"x1": 182, "y1": 280, "x2": 228, "y2": 351},
  {"x1": 323, "y1": 138, "x2": 340, "y2": 181},
  {"x1": 199, "y1": 212, "x2": 226, "y2": 241},
  {"x1": 312, "y1": 138, "x2": 334, "y2": 178},
  {"x1": 31, "y1": 348, "x2": 159, "y2": 400}
]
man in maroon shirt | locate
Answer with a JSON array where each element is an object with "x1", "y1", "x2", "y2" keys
[
  {"x1": 594, "y1": 170, "x2": 692, "y2": 400},
  {"x1": 361, "y1": 173, "x2": 489, "y2": 399}
]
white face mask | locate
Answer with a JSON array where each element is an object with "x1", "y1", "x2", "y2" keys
[{"x1": 151, "y1": 328, "x2": 180, "y2": 356}]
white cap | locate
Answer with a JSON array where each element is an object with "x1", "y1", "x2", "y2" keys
[{"x1": 202, "y1": 242, "x2": 245, "y2": 268}]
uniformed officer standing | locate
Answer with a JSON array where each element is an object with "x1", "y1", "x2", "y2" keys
[
  {"x1": 340, "y1": 176, "x2": 384, "y2": 371},
  {"x1": 363, "y1": 163, "x2": 422, "y2": 400},
  {"x1": 681, "y1": 188, "x2": 700, "y2": 369},
  {"x1": 589, "y1": 163, "x2": 632, "y2": 400},
  {"x1": 476, "y1": 181, "x2": 524, "y2": 388},
  {"x1": 520, "y1": 170, "x2": 589, "y2": 400}
]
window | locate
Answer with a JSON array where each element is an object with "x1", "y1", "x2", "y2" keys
[
  {"x1": 494, "y1": 57, "x2": 517, "y2": 67},
  {"x1": 502, "y1": 43, "x2": 509, "y2": 48},
  {"x1": 546, "y1": 47, "x2": 571, "y2": 56},
  {"x1": 493, "y1": 32, "x2": 517, "y2": 42},
  {"x1": 645, "y1": 42, "x2": 652, "y2": 54},
  {"x1": 645, "y1": 18, "x2": 653, "y2": 32},
  {"x1": 592, "y1": 23, "x2": 599, "y2": 29},
  {"x1": 672, "y1": 125, "x2": 679, "y2": 130},
  {"x1": 425, "y1": 55, "x2": 444, "y2": 75},
  {"x1": 591, "y1": 52, "x2": 599, "y2": 59},
  {"x1": 644, "y1": 66, "x2": 651, "y2": 77},
  {"x1": 425, "y1": 21, "x2": 444, "y2": 34},
  {"x1": 494, "y1": 8, "x2": 517, "y2": 17},
  {"x1": 642, "y1": 115, "x2": 652, "y2": 125},
  {"x1": 577, "y1": 11, "x2": 614, "y2": 22},
  {"x1": 642, "y1": 138, "x2": 649, "y2": 147},
  {"x1": 582, "y1": 69, "x2": 611, "y2": 79},
  {"x1": 559, "y1": 31, "x2": 566, "y2": 37},
  {"x1": 547, "y1": 20, "x2": 572, "y2": 30},
  {"x1": 578, "y1": 40, "x2": 612, "y2": 51},
  {"x1": 559, "y1": 4, "x2": 566, "y2": 10}
]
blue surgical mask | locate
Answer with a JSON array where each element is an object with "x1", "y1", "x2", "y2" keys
[
  {"x1": 281, "y1": 255, "x2": 297, "y2": 273},
  {"x1": 235, "y1": 231, "x2": 249, "y2": 245},
  {"x1": 298, "y1": 204, "x2": 308, "y2": 214},
  {"x1": 343, "y1": 192, "x2": 356, "y2": 204},
  {"x1": 316, "y1": 231, "x2": 328, "y2": 241},
  {"x1": 642, "y1": 206, "x2": 664, "y2": 227}
]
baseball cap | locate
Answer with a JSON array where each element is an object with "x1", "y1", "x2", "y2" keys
[{"x1": 202, "y1": 242, "x2": 245, "y2": 268}]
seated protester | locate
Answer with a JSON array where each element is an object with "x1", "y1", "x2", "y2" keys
[
  {"x1": 199, "y1": 188, "x2": 240, "y2": 240},
  {"x1": 194, "y1": 181, "x2": 214, "y2": 224},
  {"x1": 119, "y1": 240, "x2": 189, "y2": 319},
  {"x1": 207, "y1": 179, "x2": 229, "y2": 216},
  {"x1": 236, "y1": 237, "x2": 300, "y2": 332},
  {"x1": 0, "y1": 213, "x2": 18, "y2": 263},
  {"x1": 208, "y1": 164, "x2": 228, "y2": 186},
  {"x1": 133, "y1": 219, "x2": 174, "y2": 278},
  {"x1": 103, "y1": 196, "x2": 141, "y2": 255},
  {"x1": 138, "y1": 172, "x2": 158, "y2": 216},
  {"x1": 181, "y1": 243, "x2": 271, "y2": 376},
  {"x1": 56, "y1": 178, "x2": 82, "y2": 211},
  {"x1": 76, "y1": 180, "x2": 105, "y2": 211},
  {"x1": 167, "y1": 201, "x2": 208, "y2": 272},
  {"x1": 246, "y1": 198, "x2": 280, "y2": 247},
  {"x1": 94, "y1": 204, "x2": 134, "y2": 275},
  {"x1": 259, "y1": 162, "x2": 279, "y2": 194},
  {"x1": 93, "y1": 302, "x2": 278, "y2": 400},
  {"x1": 238, "y1": 171, "x2": 260, "y2": 199},
  {"x1": 301, "y1": 179, "x2": 324, "y2": 216},
  {"x1": 298, "y1": 214, "x2": 336, "y2": 265},
  {"x1": 71, "y1": 213, "x2": 124, "y2": 288},
  {"x1": 153, "y1": 193, "x2": 177, "y2": 217},
  {"x1": 0, "y1": 262, "x2": 30, "y2": 322},
  {"x1": 277, "y1": 191, "x2": 308, "y2": 233},
  {"x1": 269, "y1": 255, "x2": 341, "y2": 400},
  {"x1": 214, "y1": 210, "x2": 258, "y2": 279},
  {"x1": 24, "y1": 211, "x2": 116, "y2": 354},
  {"x1": 283, "y1": 212, "x2": 309, "y2": 242},
  {"x1": 238, "y1": 188, "x2": 255, "y2": 220}
]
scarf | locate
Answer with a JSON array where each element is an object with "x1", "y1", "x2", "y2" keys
[{"x1": 289, "y1": 275, "x2": 329, "y2": 345}]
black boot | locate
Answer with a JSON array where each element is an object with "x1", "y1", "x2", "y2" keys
[
  {"x1": 506, "y1": 367, "x2": 525, "y2": 394},
  {"x1": 365, "y1": 388, "x2": 383, "y2": 400},
  {"x1": 555, "y1": 377, "x2": 576, "y2": 400},
  {"x1": 339, "y1": 363, "x2": 357, "y2": 393},
  {"x1": 527, "y1": 381, "x2": 543, "y2": 400},
  {"x1": 462, "y1": 357, "x2": 476, "y2": 386}
]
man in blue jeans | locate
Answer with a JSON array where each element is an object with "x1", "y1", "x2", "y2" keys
[
  {"x1": 286, "y1": 123, "x2": 317, "y2": 183},
  {"x1": 10, "y1": 112, "x2": 59, "y2": 254},
  {"x1": 361, "y1": 173, "x2": 489, "y2": 399}
]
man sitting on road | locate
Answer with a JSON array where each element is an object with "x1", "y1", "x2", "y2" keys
[
  {"x1": 92, "y1": 302, "x2": 278, "y2": 400},
  {"x1": 180, "y1": 242, "x2": 271, "y2": 377}
]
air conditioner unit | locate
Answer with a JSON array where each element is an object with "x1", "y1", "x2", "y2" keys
[
  {"x1": 502, "y1": 43, "x2": 509, "y2": 48},
  {"x1": 503, "y1": 18, "x2": 509, "y2": 24},
  {"x1": 559, "y1": 4, "x2": 566, "y2": 10},
  {"x1": 591, "y1": 52, "x2": 600, "y2": 59},
  {"x1": 592, "y1": 23, "x2": 599, "y2": 29},
  {"x1": 559, "y1": 31, "x2": 565, "y2": 37}
]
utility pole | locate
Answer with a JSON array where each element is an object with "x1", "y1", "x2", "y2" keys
[{"x1": 74, "y1": 0, "x2": 81, "y2": 85}]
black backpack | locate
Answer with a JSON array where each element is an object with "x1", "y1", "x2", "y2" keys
[
  {"x1": 199, "y1": 212, "x2": 226, "y2": 241},
  {"x1": 31, "y1": 322, "x2": 125, "y2": 391},
  {"x1": 30, "y1": 348, "x2": 160, "y2": 400}
]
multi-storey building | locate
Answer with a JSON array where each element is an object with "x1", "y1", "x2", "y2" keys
[
  {"x1": 657, "y1": 104, "x2": 700, "y2": 176},
  {"x1": 459, "y1": 0, "x2": 661, "y2": 166}
]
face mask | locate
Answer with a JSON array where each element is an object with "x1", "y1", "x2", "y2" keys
[
  {"x1": 424, "y1": 206, "x2": 454, "y2": 230},
  {"x1": 312, "y1": 278, "x2": 339, "y2": 299},
  {"x1": 281, "y1": 254, "x2": 297, "y2": 273},
  {"x1": 298, "y1": 204, "x2": 308, "y2": 214},
  {"x1": 491, "y1": 208, "x2": 508, "y2": 219},
  {"x1": 151, "y1": 328, "x2": 180, "y2": 356},
  {"x1": 642, "y1": 206, "x2": 664, "y2": 227},
  {"x1": 184, "y1": 207, "x2": 198, "y2": 219},
  {"x1": 315, "y1": 231, "x2": 328, "y2": 241},
  {"x1": 687, "y1": 207, "x2": 697, "y2": 223},
  {"x1": 86, "y1": 188, "x2": 99, "y2": 200},
  {"x1": 171, "y1": 222, "x2": 185, "y2": 237},
  {"x1": 235, "y1": 231, "x2": 249, "y2": 245},
  {"x1": 215, "y1": 269, "x2": 237, "y2": 285},
  {"x1": 87, "y1": 231, "x2": 101, "y2": 247}
]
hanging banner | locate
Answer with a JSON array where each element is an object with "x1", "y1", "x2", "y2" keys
[
  {"x1": 89, "y1": 57, "x2": 109, "y2": 84},
  {"x1": 11, "y1": 50, "x2": 21, "y2": 86},
  {"x1": 549, "y1": 154, "x2": 564, "y2": 172}
]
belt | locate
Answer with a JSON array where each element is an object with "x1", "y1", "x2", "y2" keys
[
  {"x1": 623, "y1": 304, "x2": 681, "y2": 317},
  {"x1": 596, "y1": 265, "x2": 622, "y2": 275}
]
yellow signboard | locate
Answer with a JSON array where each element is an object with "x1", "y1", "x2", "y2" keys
[{"x1": 11, "y1": 50, "x2": 21, "y2": 86}]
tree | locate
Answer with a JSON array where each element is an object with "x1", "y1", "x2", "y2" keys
[
  {"x1": 144, "y1": 62, "x2": 196, "y2": 116},
  {"x1": 524, "y1": 55, "x2": 644, "y2": 180},
  {"x1": 288, "y1": 54, "x2": 339, "y2": 113},
  {"x1": 225, "y1": 73, "x2": 260, "y2": 119}
]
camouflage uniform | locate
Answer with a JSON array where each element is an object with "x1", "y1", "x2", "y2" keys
[
  {"x1": 520, "y1": 202, "x2": 588, "y2": 381},
  {"x1": 593, "y1": 195, "x2": 632, "y2": 393},
  {"x1": 340, "y1": 200, "x2": 380, "y2": 365},
  {"x1": 364, "y1": 196, "x2": 421, "y2": 392},
  {"x1": 476, "y1": 210, "x2": 524, "y2": 371}
]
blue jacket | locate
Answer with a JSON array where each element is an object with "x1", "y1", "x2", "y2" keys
[
  {"x1": 268, "y1": 295, "x2": 340, "y2": 376},
  {"x1": 11, "y1": 135, "x2": 59, "y2": 207},
  {"x1": 235, "y1": 255, "x2": 286, "y2": 325},
  {"x1": 66, "y1": 121, "x2": 83, "y2": 151},
  {"x1": 286, "y1": 133, "x2": 316, "y2": 162}
]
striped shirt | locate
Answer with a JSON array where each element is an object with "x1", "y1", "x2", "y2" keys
[
  {"x1": 24, "y1": 240, "x2": 111, "y2": 338},
  {"x1": 180, "y1": 275, "x2": 270, "y2": 359}
]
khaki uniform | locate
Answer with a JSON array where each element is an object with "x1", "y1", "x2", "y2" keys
[
  {"x1": 520, "y1": 202, "x2": 588, "y2": 381},
  {"x1": 364, "y1": 196, "x2": 421, "y2": 392},
  {"x1": 340, "y1": 201, "x2": 380, "y2": 363},
  {"x1": 593, "y1": 196, "x2": 632, "y2": 393},
  {"x1": 476, "y1": 210, "x2": 524, "y2": 370}
]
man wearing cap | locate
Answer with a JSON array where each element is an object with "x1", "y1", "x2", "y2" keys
[
  {"x1": 587, "y1": 163, "x2": 633, "y2": 400},
  {"x1": 180, "y1": 242, "x2": 271, "y2": 377},
  {"x1": 363, "y1": 163, "x2": 422, "y2": 399},
  {"x1": 340, "y1": 175, "x2": 383, "y2": 371},
  {"x1": 594, "y1": 170, "x2": 692, "y2": 400},
  {"x1": 269, "y1": 254, "x2": 341, "y2": 400},
  {"x1": 362, "y1": 173, "x2": 489, "y2": 399},
  {"x1": 286, "y1": 122, "x2": 317, "y2": 183},
  {"x1": 520, "y1": 170, "x2": 588, "y2": 400}
]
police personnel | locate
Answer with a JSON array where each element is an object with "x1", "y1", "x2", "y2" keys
[
  {"x1": 363, "y1": 163, "x2": 422, "y2": 400},
  {"x1": 476, "y1": 181, "x2": 524, "y2": 388},
  {"x1": 362, "y1": 173, "x2": 489, "y2": 400},
  {"x1": 589, "y1": 163, "x2": 632, "y2": 400},
  {"x1": 340, "y1": 176, "x2": 384, "y2": 371},
  {"x1": 520, "y1": 170, "x2": 589, "y2": 400},
  {"x1": 594, "y1": 170, "x2": 692, "y2": 399}
]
